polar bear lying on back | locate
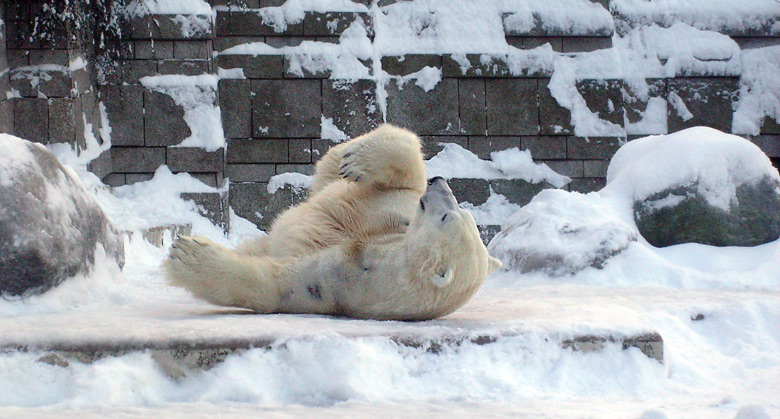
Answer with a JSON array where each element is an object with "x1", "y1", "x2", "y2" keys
[{"x1": 163, "y1": 124, "x2": 501, "y2": 321}]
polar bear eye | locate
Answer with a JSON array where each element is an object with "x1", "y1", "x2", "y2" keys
[
  {"x1": 420, "y1": 199, "x2": 425, "y2": 211},
  {"x1": 441, "y1": 214, "x2": 448, "y2": 222}
]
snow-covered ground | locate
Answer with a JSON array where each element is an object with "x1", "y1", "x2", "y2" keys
[{"x1": 1, "y1": 129, "x2": 780, "y2": 418}]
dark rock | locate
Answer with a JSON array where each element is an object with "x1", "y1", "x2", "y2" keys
[
  {"x1": 0, "y1": 135, "x2": 125, "y2": 296},
  {"x1": 635, "y1": 177, "x2": 780, "y2": 247}
]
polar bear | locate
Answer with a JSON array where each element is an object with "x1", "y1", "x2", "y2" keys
[{"x1": 163, "y1": 124, "x2": 501, "y2": 320}]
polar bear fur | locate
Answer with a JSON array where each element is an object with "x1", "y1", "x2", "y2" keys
[{"x1": 163, "y1": 124, "x2": 502, "y2": 321}]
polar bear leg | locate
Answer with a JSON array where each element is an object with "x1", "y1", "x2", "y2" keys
[
  {"x1": 339, "y1": 125, "x2": 427, "y2": 192},
  {"x1": 163, "y1": 236, "x2": 283, "y2": 312},
  {"x1": 310, "y1": 141, "x2": 351, "y2": 195}
]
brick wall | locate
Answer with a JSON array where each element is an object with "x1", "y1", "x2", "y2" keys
[{"x1": 1, "y1": 0, "x2": 779, "y2": 236}]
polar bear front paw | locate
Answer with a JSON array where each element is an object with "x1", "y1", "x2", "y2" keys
[{"x1": 338, "y1": 146, "x2": 368, "y2": 183}]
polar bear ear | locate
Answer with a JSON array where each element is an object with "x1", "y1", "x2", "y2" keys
[
  {"x1": 430, "y1": 267, "x2": 454, "y2": 288},
  {"x1": 488, "y1": 256, "x2": 503, "y2": 273}
]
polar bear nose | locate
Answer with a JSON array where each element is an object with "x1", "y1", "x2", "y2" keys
[{"x1": 428, "y1": 176, "x2": 445, "y2": 185}]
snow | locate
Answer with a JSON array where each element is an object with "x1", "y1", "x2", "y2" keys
[
  {"x1": 140, "y1": 75, "x2": 225, "y2": 152},
  {"x1": 2, "y1": 0, "x2": 780, "y2": 416},
  {"x1": 320, "y1": 116, "x2": 349, "y2": 142},
  {"x1": 426, "y1": 143, "x2": 571, "y2": 188},
  {"x1": 267, "y1": 172, "x2": 313, "y2": 194},
  {"x1": 604, "y1": 127, "x2": 780, "y2": 211}
]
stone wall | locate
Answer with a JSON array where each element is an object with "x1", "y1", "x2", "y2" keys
[{"x1": 1, "y1": 0, "x2": 779, "y2": 236}]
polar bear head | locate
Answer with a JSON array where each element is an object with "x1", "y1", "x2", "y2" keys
[{"x1": 406, "y1": 177, "x2": 502, "y2": 298}]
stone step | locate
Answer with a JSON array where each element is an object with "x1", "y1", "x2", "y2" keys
[{"x1": 15, "y1": 331, "x2": 662, "y2": 379}]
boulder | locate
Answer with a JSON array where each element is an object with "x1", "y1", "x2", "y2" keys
[
  {"x1": 604, "y1": 127, "x2": 780, "y2": 248},
  {"x1": 487, "y1": 189, "x2": 638, "y2": 276},
  {"x1": 0, "y1": 134, "x2": 125, "y2": 296}
]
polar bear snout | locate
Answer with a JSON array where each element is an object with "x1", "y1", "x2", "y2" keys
[{"x1": 423, "y1": 177, "x2": 458, "y2": 212}]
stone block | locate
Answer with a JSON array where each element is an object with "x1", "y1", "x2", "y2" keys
[
  {"x1": 511, "y1": 36, "x2": 563, "y2": 52},
  {"x1": 543, "y1": 160, "x2": 584, "y2": 178},
  {"x1": 217, "y1": 55, "x2": 284, "y2": 79},
  {"x1": 420, "y1": 136, "x2": 468, "y2": 158},
  {"x1": 521, "y1": 136, "x2": 567, "y2": 159},
  {"x1": 288, "y1": 138, "x2": 313, "y2": 163},
  {"x1": 442, "y1": 54, "x2": 522, "y2": 78},
  {"x1": 503, "y1": 13, "x2": 613, "y2": 37},
  {"x1": 181, "y1": 192, "x2": 230, "y2": 231},
  {"x1": 576, "y1": 79, "x2": 624, "y2": 129},
  {"x1": 131, "y1": 15, "x2": 213, "y2": 40},
  {"x1": 761, "y1": 117, "x2": 780, "y2": 135},
  {"x1": 216, "y1": 11, "x2": 303, "y2": 36},
  {"x1": 567, "y1": 136, "x2": 622, "y2": 159},
  {"x1": 381, "y1": 54, "x2": 442, "y2": 76},
  {"x1": 667, "y1": 78, "x2": 739, "y2": 133},
  {"x1": 468, "y1": 137, "x2": 521, "y2": 159},
  {"x1": 322, "y1": 79, "x2": 382, "y2": 139},
  {"x1": 303, "y1": 12, "x2": 372, "y2": 37},
  {"x1": 126, "y1": 173, "x2": 155, "y2": 184},
  {"x1": 624, "y1": 78, "x2": 667, "y2": 135},
  {"x1": 265, "y1": 36, "x2": 316, "y2": 48},
  {"x1": 102, "y1": 173, "x2": 127, "y2": 187},
  {"x1": 385, "y1": 78, "x2": 459, "y2": 136},
  {"x1": 101, "y1": 84, "x2": 144, "y2": 147},
  {"x1": 118, "y1": 60, "x2": 158, "y2": 84},
  {"x1": 733, "y1": 37, "x2": 780, "y2": 50},
  {"x1": 583, "y1": 160, "x2": 610, "y2": 178},
  {"x1": 562, "y1": 37, "x2": 613, "y2": 53},
  {"x1": 48, "y1": 98, "x2": 76, "y2": 144},
  {"x1": 4, "y1": 2, "x2": 29, "y2": 20},
  {"x1": 174, "y1": 41, "x2": 212, "y2": 60},
  {"x1": 750, "y1": 135, "x2": 780, "y2": 158},
  {"x1": 225, "y1": 164, "x2": 276, "y2": 182},
  {"x1": 112, "y1": 147, "x2": 166, "y2": 173},
  {"x1": 28, "y1": 50, "x2": 69, "y2": 66},
  {"x1": 490, "y1": 179, "x2": 549, "y2": 206},
  {"x1": 448, "y1": 178, "x2": 490, "y2": 205},
  {"x1": 0, "y1": 101, "x2": 13, "y2": 134},
  {"x1": 229, "y1": 182, "x2": 308, "y2": 230},
  {"x1": 13, "y1": 98, "x2": 48, "y2": 143},
  {"x1": 167, "y1": 147, "x2": 225, "y2": 172},
  {"x1": 459, "y1": 79, "x2": 486, "y2": 136},
  {"x1": 252, "y1": 79, "x2": 321, "y2": 138},
  {"x1": 11, "y1": 69, "x2": 72, "y2": 98},
  {"x1": 87, "y1": 150, "x2": 114, "y2": 180},
  {"x1": 539, "y1": 79, "x2": 574, "y2": 135},
  {"x1": 227, "y1": 139, "x2": 288, "y2": 163},
  {"x1": 158, "y1": 60, "x2": 210, "y2": 76},
  {"x1": 190, "y1": 173, "x2": 222, "y2": 188},
  {"x1": 486, "y1": 79, "x2": 539, "y2": 136},
  {"x1": 6, "y1": 50, "x2": 29, "y2": 68},
  {"x1": 213, "y1": 36, "x2": 267, "y2": 52},
  {"x1": 134, "y1": 40, "x2": 174, "y2": 59},
  {"x1": 6, "y1": 21, "x2": 40, "y2": 49},
  {"x1": 276, "y1": 164, "x2": 316, "y2": 175},
  {"x1": 144, "y1": 91, "x2": 191, "y2": 146},
  {"x1": 218, "y1": 79, "x2": 252, "y2": 139}
]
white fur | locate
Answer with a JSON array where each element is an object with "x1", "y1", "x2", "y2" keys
[{"x1": 163, "y1": 125, "x2": 502, "y2": 321}]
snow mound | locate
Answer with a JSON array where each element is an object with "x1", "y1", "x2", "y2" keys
[
  {"x1": 488, "y1": 189, "x2": 637, "y2": 276},
  {"x1": 604, "y1": 126, "x2": 780, "y2": 211}
]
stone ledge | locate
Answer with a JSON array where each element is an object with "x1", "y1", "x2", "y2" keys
[
  {"x1": 124, "y1": 224, "x2": 193, "y2": 248},
  {"x1": 7, "y1": 330, "x2": 663, "y2": 378}
]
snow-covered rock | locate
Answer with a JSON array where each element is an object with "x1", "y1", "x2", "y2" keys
[
  {"x1": 604, "y1": 127, "x2": 780, "y2": 247},
  {"x1": 0, "y1": 134, "x2": 125, "y2": 296},
  {"x1": 487, "y1": 189, "x2": 638, "y2": 276}
]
